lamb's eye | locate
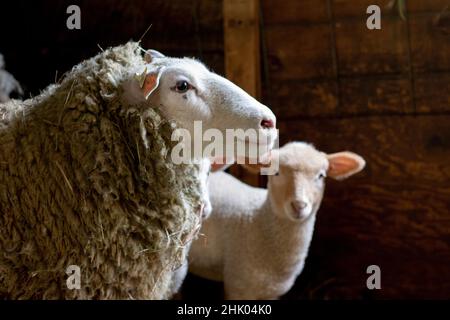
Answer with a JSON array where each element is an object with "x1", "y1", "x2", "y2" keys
[
  {"x1": 274, "y1": 171, "x2": 280, "y2": 176},
  {"x1": 175, "y1": 80, "x2": 190, "y2": 93}
]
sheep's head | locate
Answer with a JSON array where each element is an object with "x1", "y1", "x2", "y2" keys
[
  {"x1": 122, "y1": 49, "x2": 277, "y2": 161},
  {"x1": 245, "y1": 142, "x2": 365, "y2": 222}
]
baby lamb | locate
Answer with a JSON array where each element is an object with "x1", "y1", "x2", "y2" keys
[{"x1": 188, "y1": 142, "x2": 365, "y2": 299}]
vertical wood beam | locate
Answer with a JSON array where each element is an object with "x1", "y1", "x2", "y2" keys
[
  {"x1": 223, "y1": 0, "x2": 261, "y2": 186},
  {"x1": 223, "y1": 0, "x2": 261, "y2": 97}
]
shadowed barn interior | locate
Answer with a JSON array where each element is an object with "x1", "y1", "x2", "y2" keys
[{"x1": 0, "y1": 0, "x2": 449, "y2": 299}]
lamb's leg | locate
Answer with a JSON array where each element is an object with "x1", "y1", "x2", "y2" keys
[
  {"x1": 223, "y1": 273, "x2": 260, "y2": 300},
  {"x1": 224, "y1": 286, "x2": 258, "y2": 300},
  {"x1": 224, "y1": 273, "x2": 281, "y2": 300}
]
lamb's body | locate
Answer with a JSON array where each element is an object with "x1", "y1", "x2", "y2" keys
[
  {"x1": 189, "y1": 143, "x2": 365, "y2": 299},
  {"x1": 189, "y1": 171, "x2": 315, "y2": 299},
  {"x1": 0, "y1": 43, "x2": 204, "y2": 299}
]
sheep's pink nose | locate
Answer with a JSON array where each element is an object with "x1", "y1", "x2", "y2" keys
[
  {"x1": 291, "y1": 201, "x2": 307, "y2": 213},
  {"x1": 260, "y1": 118, "x2": 275, "y2": 129}
]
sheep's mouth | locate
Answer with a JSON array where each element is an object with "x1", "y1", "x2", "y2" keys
[{"x1": 236, "y1": 134, "x2": 276, "y2": 148}]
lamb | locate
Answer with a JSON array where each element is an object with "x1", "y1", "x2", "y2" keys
[
  {"x1": 188, "y1": 142, "x2": 365, "y2": 299},
  {"x1": 0, "y1": 42, "x2": 277, "y2": 299},
  {"x1": 0, "y1": 53, "x2": 23, "y2": 102}
]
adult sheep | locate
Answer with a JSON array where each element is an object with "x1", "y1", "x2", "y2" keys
[{"x1": 0, "y1": 42, "x2": 277, "y2": 299}]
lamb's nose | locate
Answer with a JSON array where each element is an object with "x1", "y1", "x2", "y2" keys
[
  {"x1": 291, "y1": 200, "x2": 307, "y2": 213},
  {"x1": 260, "y1": 118, "x2": 275, "y2": 129}
]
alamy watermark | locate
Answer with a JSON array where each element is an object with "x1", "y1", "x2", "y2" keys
[
  {"x1": 65, "y1": 4, "x2": 382, "y2": 31},
  {"x1": 170, "y1": 121, "x2": 279, "y2": 175},
  {"x1": 66, "y1": 5, "x2": 81, "y2": 30},
  {"x1": 367, "y1": 5, "x2": 381, "y2": 30},
  {"x1": 66, "y1": 265, "x2": 81, "y2": 290},
  {"x1": 366, "y1": 264, "x2": 381, "y2": 290}
]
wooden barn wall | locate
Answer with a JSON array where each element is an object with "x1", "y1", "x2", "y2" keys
[
  {"x1": 0, "y1": 0, "x2": 225, "y2": 96},
  {"x1": 0, "y1": 0, "x2": 449, "y2": 299},
  {"x1": 261, "y1": 0, "x2": 450, "y2": 299}
]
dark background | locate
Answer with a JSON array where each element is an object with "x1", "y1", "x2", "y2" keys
[{"x1": 0, "y1": 0, "x2": 449, "y2": 299}]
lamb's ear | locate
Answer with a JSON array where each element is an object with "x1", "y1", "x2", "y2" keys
[
  {"x1": 327, "y1": 151, "x2": 366, "y2": 180},
  {"x1": 144, "y1": 49, "x2": 166, "y2": 63},
  {"x1": 135, "y1": 67, "x2": 165, "y2": 100}
]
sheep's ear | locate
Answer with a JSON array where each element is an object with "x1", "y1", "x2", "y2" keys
[
  {"x1": 144, "y1": 49, "x2": 166, "y2": 63},
  {"x1": 327, "y1": 152, "x2": 366, "y2": 180},
  {"x1": 135, "y1": 67, "x2": 165, "y2": 100}
]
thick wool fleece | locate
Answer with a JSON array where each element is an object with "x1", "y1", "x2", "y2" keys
[{"x1": 0, "y1": 43, "x2": 203, "y2": 299}]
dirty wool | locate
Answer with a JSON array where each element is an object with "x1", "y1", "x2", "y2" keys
[{"x1": 0, "y1": 42, "x2": 203, "y2": 299}]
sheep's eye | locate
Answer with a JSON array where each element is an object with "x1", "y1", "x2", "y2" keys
[
  {"x1": 175, "y1": 80, "x2": 190, "y2": 93},
  {"x1": 274, "y1": 171, "x2": 280, "y2": 176},
  {"x1": 317, "y1": 172, "x2": 326, "y2": 180}
]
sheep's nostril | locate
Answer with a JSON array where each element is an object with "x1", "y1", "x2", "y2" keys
[
  {"x1": 260, "y1": 118, "x2": 275, "y2": 129},
  {"x1": 291, "y1": 201, "x2": 307, "y2": 213}
]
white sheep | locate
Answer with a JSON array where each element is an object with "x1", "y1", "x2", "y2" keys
[
  {"x1": 188, "y1": 142, "x2": 365, "y2": 299},
  {"x1": 0, "y1": 53, "x2": 23, "y2": 103},
  {"x1": 0, "y1": 42, "x2": 277, "y2": 299}
]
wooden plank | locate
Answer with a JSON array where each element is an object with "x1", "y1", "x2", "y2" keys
[
  {"x1": 277, "y1": 115, "x2": 450, "y2": 298},
  {"x1": 339, "y1": 76, "x2": 413, "y2": 115},
  {"x1": 335, "y1": 17, "x2": 410, "y2": 75},
  {"x1": 415, "y1": 74, "x2": 450, "y2": 113},
  {"x1": 84, "y1": 0, "x2": 223, "y2": 35},
  {"x1": 333, "y1": 0, "x2": 399, "y2": 19},
  {"x1": 262, "y1": 0, "x2": 329, "y2": 25},
  {"x1": 409, "y1": 14, "x2": 450, "y2": 73},
  {"x1": 408, "y1": 0, "x2": 450, "y2": 13},
  {"x1": 223, "y1": 0, "x2": 261, "y2": 187},
  {"x1": 223, "y1": 0, "x2": 261, "y2": 97},
  {"x1": 265, "y1": 25, "x2": 335, "y2": 80},
  {"x1": 264, "y1": 80, "x2": 338, "y2": 119},
  {"x1": 265, "y1": 76, "x2": 415, "y2": 119}
]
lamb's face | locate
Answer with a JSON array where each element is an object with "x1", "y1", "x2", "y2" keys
[
  {"x1": 122, "y1": 50, "x2": 277, "y2": 160},
  {"x1": 266, "y1": 142, "x2": 366, "y2": 222},
  {"x1": 268, "y1": 143, "x2": 328, "y2": 222}
]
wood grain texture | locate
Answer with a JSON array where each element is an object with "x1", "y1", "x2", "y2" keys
[
  {"x1": 265, "y1": 76, "x2": 414, "y2": 119},
  {"x1": 339, "y1": 76, "x2": 413, "y2": 115},
  {"x1": 408, "y1": 0, "x2": 450, "y2": 13},
  {"x1": 262, "y1": 0, "x2": 329, "y2": 25},
  {"x1": 409, "y1": 14, "x2": 450, "y2": 73},
  {"x1": 223, "y1": 0, "x2": 261, "y2": 187},
  {"x1": 332, "y1": 0, "x2": 404, "y2": 19},
  {"x1": 223, "y1": 0, "x2": 261, "y2": 97},
  {"x1": 264, "y1": 80, "x2": 339, "y2": 119},
  {"x1": 335, "y1": 17, "x2": 410, "y2": 76},
  {"x1": 415, "y1": 73, "x2": 450, "y2": 113},
  {"x1": 265, "y1": 25, "x2": 335, "y2": 80}
]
